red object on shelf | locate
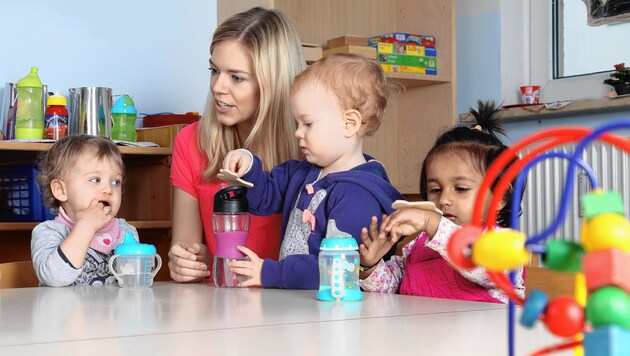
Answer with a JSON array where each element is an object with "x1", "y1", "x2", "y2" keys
[{"x1": 142, "y1": 112, "x2": 200, "y2": 128}]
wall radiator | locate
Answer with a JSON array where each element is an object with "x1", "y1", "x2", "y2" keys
[{"x1": 520, "y1": 141, "x2": 630, "y2": 244}]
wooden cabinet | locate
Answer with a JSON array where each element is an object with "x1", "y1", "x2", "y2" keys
[
  {"x1": 0, "y1": 129, "x2": 175, "y2": 281},
  {"x1": 219, "y1": 0, "x2": 456, "y2": 194}
]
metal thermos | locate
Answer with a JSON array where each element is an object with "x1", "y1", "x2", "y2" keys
[{"x1": 68, "y1": 87, "x2": 112, "y2": 138}]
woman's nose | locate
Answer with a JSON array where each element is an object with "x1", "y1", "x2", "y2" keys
[{"x1": 211, "y1": 74, "x2": 227, "y2": 94}]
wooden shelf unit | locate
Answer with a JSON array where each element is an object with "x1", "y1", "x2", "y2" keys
[
  {"x1": 0, "y1": 129, "x2": 179, "y2": 281},
  {"x1": 219, "y1": 0, "x2": 456, "y2": 195}
]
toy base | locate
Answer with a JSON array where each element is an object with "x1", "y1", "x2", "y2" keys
[{"x1": 316, "y1": 287, "x2": 363, "y2": 301}]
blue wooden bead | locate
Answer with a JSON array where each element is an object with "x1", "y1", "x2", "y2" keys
[{"x1": 520, "y1": 290, "x2": 548, "y2": 328}]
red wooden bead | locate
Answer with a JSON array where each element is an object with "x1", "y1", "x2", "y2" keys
[
  {"x1": 544, "y1": 296, "x2": 584, "y2": 337},
  {"x1": 447, "y1": 225, "x2": 483, "y2": 270}
]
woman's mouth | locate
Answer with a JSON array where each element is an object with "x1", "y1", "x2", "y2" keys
[{"x1": 216, "y1": 100, "x2": 233, "y2": 113}]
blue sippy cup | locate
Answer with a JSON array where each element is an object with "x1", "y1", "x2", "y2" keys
[
  {"x1": 316, "y1": 220, "x2": 363, "y2": 301},
  {"x1": 108, "y1": 232, "x2": 162, "y2": 288}
]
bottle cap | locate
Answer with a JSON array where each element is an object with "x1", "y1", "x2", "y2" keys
[
  {"x1": 320, "y1": 219, "x2": 358, "y2": 250},
  {"x1": 213, "y1": 186, "x2": 249, "y2": 213},
  {"x1": 16, "y1": 66, "x2": 43, "y2": 88},
  {"x1": 47, "y1": 92, "x2": 67, "y2": 106},
  {"x1": 112, "y1": 94, "x2": 137, "y2": 114},
  {"x1": 114, "y1": 232, "x2": 156, "y2": 255}
]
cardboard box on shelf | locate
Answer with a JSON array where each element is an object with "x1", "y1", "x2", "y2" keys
[
  {"x1": 368, "y1": 32, "x2": 436, "y2": 48},
  {"x1": 322, "y1": 45, "x2": 376, "y2": 59},
  {"x1": 380, "y1": 64, "x2": 437, "y2": 75},
  {"x1": 377, "y1": 42, "x2": 437, "y2": 57},
  {"x1": 377, "y1": 53, "x2": 437, "y2": 69},
  {"x1": 326, "y1": 35, "x2": 368, "y2": 49},
  {"x1": 302, "y1": 43, "x2": 323, "y2": 63}
]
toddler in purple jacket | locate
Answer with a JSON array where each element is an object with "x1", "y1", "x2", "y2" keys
[{"x1": 222, "y1": 54, "x2": 403, "y2": 289}]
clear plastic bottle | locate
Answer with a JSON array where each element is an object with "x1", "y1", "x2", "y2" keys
[
  {"x1": 212, "y1": 186, "x2": 250, "y2": 288},
  {"x1": 15, "y1": 67, "x2": 44, "y2": 139},
  {"x1": 44, "y1": 92, "x2": 68, "y2": 140},
  {"x1": 111, "y1": 94, "x2": 137, "y2": 142}
]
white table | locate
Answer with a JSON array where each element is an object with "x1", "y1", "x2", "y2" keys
[{"x1": 0, "y1": 281, "x2": 570, "y2": 356}]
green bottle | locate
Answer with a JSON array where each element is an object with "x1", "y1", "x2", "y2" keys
[
  {"x1": 111, "y1": 94, "x2": 137, "y2": 142},
  {"x1": 15, "y1": 67, "x2": 45, "y2": 139}
]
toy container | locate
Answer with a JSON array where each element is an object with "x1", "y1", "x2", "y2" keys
[{"x1": 316, "y1": 220, "x2": 363, "y2": 301}]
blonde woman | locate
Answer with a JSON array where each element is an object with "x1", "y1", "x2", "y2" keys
[{"x1": 168, "y1": 7, "x2": 306, "y2": 282}]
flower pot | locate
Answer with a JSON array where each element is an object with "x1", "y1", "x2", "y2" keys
[{"x1": 614, "y1": 84, "x2": 630, "y2": 96}]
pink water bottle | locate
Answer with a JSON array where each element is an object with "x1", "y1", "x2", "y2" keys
[{"x1": 212, "y1": 186, "x2": 250, "y2": 287}]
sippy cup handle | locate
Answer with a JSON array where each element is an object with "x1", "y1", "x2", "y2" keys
[
  {"x1": 151, "y1": 254, "x2": 162, "y2": 278},
  {"x1": 108, "y1": 255, "x2": 123, "y2": 284},
  {"x1": 330, "y1": 257, "x2": 345, "y2": 300}
]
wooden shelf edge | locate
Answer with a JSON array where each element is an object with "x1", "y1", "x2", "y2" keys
[
  {"x1": 0, "y1": 220, "x2": 171, "y2": 232},
  {"x1": 458, "y1": 95, "x2": 630, "y2": 123},
  {"x1": 0, "y1": 141, "x2": 172, "y2": 156},
  {"x1": 385, "y1": 73, "x2": 451, "y2": 89}
]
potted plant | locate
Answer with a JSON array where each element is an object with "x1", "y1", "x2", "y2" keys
[{"x1": 604, "y1": 63, "x2": 630, "y2": 96}]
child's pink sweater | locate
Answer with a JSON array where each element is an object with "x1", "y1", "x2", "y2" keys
[{"x1": 360, "y1": 218, "x2": 525, "y2": 303}]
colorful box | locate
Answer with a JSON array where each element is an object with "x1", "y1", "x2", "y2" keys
[
  {"x1": 379, "y1": 64, "x2": 437, "y2": 75},
  {"x1": 377, "y1": 53, "x2": 437, "y2": 69},
  {"x1": 368, "y1": 32, "x2": 436, "y2": 48},
  {"x1": 377, "y1": 42, "x2": 437, "y2": 57}
]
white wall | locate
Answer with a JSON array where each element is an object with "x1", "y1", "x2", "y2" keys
[{"x1": 0, "y1": 0, "x2": 217, "y2": 115}]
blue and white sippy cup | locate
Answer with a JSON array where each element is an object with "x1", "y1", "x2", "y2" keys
[
  {"x1": 108, "y1": 232, "x2": 162, "y2": 288},
  {"x1": 316, "y1": 220, "x2": 363, "y2": 301}
]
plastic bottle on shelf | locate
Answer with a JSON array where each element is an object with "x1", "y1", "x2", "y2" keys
[
  {"x1": 44, "y1": 92, "x2": 68, "y2": 140},
  {"x1": 111, "y1": 94, "x2": 137, "y2": 142},
  {"x1": 15, "y1": 67, "x2": 45, "y2": 139}
]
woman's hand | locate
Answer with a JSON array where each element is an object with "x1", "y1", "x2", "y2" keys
[
  {"x1": 168, "y1": 242, "x2": 211, "y2": 282},
  {"x1": 359, "y1": 215, "x2": 397, "y2": 269},
  {"x1": 222, "y1": 149, "x2": 253, "y2": 177},
  {"x1": 230, "y1": 246, "x2": 263, "y2": 287}
]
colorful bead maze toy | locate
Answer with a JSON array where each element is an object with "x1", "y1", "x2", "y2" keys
[{"x1": 445, "y1": 120, "x2": 630, "y2": 356}]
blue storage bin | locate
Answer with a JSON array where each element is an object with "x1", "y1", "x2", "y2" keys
[{"x1": 0, "y1": 163, "x2": 57, "y2": 222}]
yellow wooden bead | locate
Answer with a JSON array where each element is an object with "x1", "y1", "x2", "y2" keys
[
  {"x1": 471, "y1": 229, "x2": 528, "y2": 271},
  {"x1": 581, "y1": 213, "x2": 630, "y2": 252}
]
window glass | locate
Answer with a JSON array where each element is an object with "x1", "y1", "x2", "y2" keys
[{"x1": 555, "y1": 0, "x2": 630, "y2": 78}]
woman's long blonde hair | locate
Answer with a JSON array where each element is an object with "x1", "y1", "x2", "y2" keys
[{"x1": 199, "y1": 7, "x2": 305, "y2": 180}]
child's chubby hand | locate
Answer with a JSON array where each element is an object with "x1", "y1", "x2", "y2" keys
[
  {"x1": 230, "y1": 246, "x2": 263, "y2": 287},
  {"x1": 74, "y1": 198, "x2": 114, "y2": 233},
  {"x1": 168, "y1": 242, "x2": 211, "y2": 282},
  {"x1": 380, "y1": 207, "x2": 442, "y2": 241},
  {"x1": 222, "y1": 149, "x2": 253, "y2": 177},
  {"x1": 359, "y1": 215, "x2": 398, "y2": 269}
]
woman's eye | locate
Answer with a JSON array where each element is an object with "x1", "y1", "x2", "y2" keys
[
  {"x1": 232, "y1": 75, "x2": 244, "y2": 83},
  {"x1": 209, "y1": 67, "x2": 218, "y2": 75}
]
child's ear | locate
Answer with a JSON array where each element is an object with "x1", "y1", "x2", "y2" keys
[
  {"x1": 51, "y1": 179, "x2": 68, "y2": 202},
  {"x1": 342, "y1": 109, "x2": 362, "y2": 138}
]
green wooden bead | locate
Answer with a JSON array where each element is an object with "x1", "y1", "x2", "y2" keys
[
  {"x1": 542, "y1": 240, "x2": 584, "y2": 272},
  {"x1": 582, "y1": 191, "x2": 624, "y2": 222},
  {"x1": 586, "y1": 286, "x2": 630, "y2": 328}
]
